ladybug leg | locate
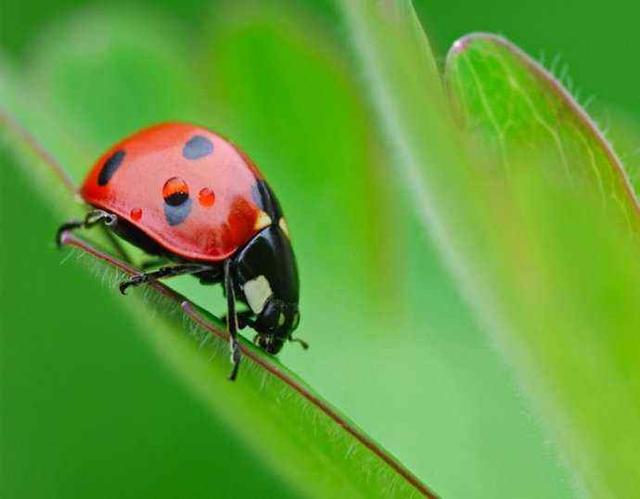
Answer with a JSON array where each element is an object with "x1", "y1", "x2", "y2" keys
[
  {"x1": 220, "y1": 310, "x2": 254, "y2": 330},
  {"x1": 235, "y1": 310, "x2": 255, "y2": 330},
  {"x1": 56, "y1": 209, "x2": 117, "y2": 247},
  {"x1": 119, "y1": 263, "x2": 212, "y2": 295},
  {"x1": 102, "y1": 229, "x2": 132, "y2": 264},
  {"x1": 224, "y1": 260, "x2": 242, "y2": 381},
  {"x1": 140, "y1": 259, "x2": 167, "y2": 271},
  {"x1": 57, "y1": 209, "x2": 132, "y2": 262}
]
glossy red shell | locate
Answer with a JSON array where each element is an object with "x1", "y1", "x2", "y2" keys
[{"x1": 80, "y1": 123, "x2": 268, "y2": 262}]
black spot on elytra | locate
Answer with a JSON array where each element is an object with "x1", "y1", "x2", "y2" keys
[
  {"x1": 183, "y1": 135, "x2": 213, "y2": 160},
  {"x1": 163, "y1": 179, "x2": 191, "y2": 225},
  {"x1": 98, "y1": 150, "x2": 125, "y2": 186},
  {"x1": 164, "y1": 199, "x2": 192, "y2": 226},
  {"x1": 251, "y1": 179, "x2": 282, "y2": 219}
]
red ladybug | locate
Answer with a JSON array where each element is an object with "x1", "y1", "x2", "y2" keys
[{"x1": 57, "y1": 123, "x2": 304, "y2": 380}]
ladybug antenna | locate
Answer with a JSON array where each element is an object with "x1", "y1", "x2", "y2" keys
[{"x1": 289, "y1": 337, "x2": 309, "y2": 350}]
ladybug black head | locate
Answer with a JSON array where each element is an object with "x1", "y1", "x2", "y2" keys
[
  {"x1": 233, "y1": 224, "x2": 300, "y2": 355},
  {"x1": 253, "y1": 298, "x2": 300, "y2": 354}
]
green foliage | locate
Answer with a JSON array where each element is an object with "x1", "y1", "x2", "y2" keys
[
  {"x1": 4, "y1": 1, "x2": 640, "y2": 498},
  {"x1": 342, "y1": 3, "x2": 640, "y2": 496},
  {"x1": 443, "y1": 33, "x2": 640, "y2": 497}
]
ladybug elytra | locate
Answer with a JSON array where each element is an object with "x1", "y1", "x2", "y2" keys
[{"x1": 57, "y1": 123, "x2": 305, "y2": 380}]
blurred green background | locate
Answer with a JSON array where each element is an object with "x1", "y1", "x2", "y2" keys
[{"x1": 2, "y1": 1, "x2": 638, "y2": 498}]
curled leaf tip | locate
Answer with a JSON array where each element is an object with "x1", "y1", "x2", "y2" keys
[{"x1": 446, "y1": 32, "x2": 511, "y2": 61}]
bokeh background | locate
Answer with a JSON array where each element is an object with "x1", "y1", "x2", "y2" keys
[{"x1": 2, "y1": 1, "x2": 639, "y2": 498}]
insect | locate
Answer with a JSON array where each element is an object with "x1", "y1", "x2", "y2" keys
[{"x1": 56, "y1": 122, "x2": 304, "y2": 380}]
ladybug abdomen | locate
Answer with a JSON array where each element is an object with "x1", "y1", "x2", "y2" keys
[{"x1": 80, "y1": 123, "x2": 272, "y2": 262}]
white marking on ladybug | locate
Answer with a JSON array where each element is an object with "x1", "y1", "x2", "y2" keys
[
  {"x1": 254, "y1": 211, "x2": 272, "y2": 231},
  {"x1": 244, "y1": 275, "x2": 273, "y2": 314},
  {"x1": 279, "y1": 217, "x2": 290, "y2": 237}
]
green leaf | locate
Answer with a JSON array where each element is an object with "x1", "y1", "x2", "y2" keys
[
  {"x1": 443, "y1": 33, "x2": 640, "y2": 497},
  {"x1": 59, "y1": 231, "x2": 435, "y2": 499},
  {"x1": 339, "y1": 4, "x2": 573, "y2": 498},
  {"x1": 342, "y1": 4, "x2": 640, "y2": 498},
  {"x1": 445, "y1": 33, "x2": 640, "y2": 233}
]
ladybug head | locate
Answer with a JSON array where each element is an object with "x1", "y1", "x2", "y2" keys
[
  {"x1": 253, "y1": 298, "x2": 300, "y2": 354},
  {"x1": 233, "y1": 224, "x2": 301, "y2": 355}
]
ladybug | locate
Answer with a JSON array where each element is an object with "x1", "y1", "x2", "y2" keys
[{"x1": 56, "y1": 123, "x2": 305, "y2": 380}]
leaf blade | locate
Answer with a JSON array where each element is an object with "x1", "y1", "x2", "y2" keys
[
  {"x1": 342, "y1": 3, "x2": 640, "y2": 497},
  {"x1": 444, "y1": 33, "x2": 640, "y2": 497},
  {"x1": 55, "y1": 230, "x2": 435, "y2": 499},
  {"x1": 445, "y1": 33, "x2": 640, "y2": 231}
]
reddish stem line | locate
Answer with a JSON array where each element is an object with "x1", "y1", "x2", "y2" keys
[
  {"x1": 60, "y1": 231, "x2": 437, "y2": 498},
  {"x1": 0, "y1": 108, "x2": 77, "y2": 194}
]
